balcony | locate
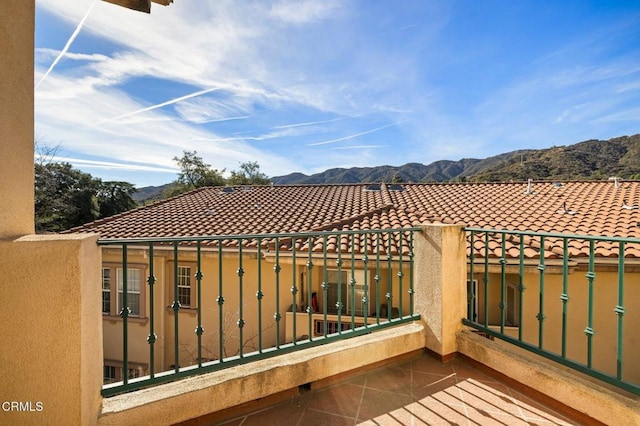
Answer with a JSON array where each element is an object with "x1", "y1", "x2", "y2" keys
[{"x1": 62, "y1": 225, "x2": 640, "y2": 424}]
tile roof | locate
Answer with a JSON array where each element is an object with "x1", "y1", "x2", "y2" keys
[{"x1": 66, "y1": 181, "x2": 640, "y2": 259}]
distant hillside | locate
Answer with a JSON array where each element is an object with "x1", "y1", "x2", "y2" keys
[
  {"x1": 271, "y1": 151, "x2": 532, "y2": 184},
  {"x1": 271, "y1": 134, "x2": 640, "y2": 184},
  {"x1": 133, "y1": 183, "x2": 170, "y2": 203},
  {"x1": 136, "y1": 134, "x2": 640, "y2": 203}
]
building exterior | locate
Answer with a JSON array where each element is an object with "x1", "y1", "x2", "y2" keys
[{"x1": 68, "y1": 181, "x2": 640, "y2": 386}]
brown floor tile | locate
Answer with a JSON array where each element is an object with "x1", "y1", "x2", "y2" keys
[
  {"x1": 364, "y1": 365, "x2": 413, "y2": 396},
  {"x1": 409, "y1": 398, "x2": 471, "y2": 425},
  {"x1": 306, "y1": 382, "x2": 364, "y2": 418},
  {"x1": 356, "y1": 387, "x2": 413, "y2": 421},
  {"x1": 211, "y1": 353, "x2": 588, "y2": 426},
  {"x1": 240, "y1": 402, "x2": 306, "y2": 426},
  {"x1": 299, "y1": 409, "x2": 355, "y2": 426},
  {"x1": 456, "y1": 379, "x2": 525, "y2": 419}
]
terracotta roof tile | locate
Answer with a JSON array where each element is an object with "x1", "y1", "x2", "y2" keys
[{"x1": 66, "y1": 181, "x2": 640, "y2": 260}]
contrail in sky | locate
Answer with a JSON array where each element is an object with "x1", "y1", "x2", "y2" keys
[
  {"x1": 36, "y1": 0, "x2": 96, "y2": 90},
  {"x1": 100, "y1": 87, "x2": 220, "y2": 124},
  {"x1": 307, "y1": 121, "x2": 407, "y2": 146}
]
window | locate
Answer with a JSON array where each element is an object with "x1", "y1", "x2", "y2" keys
[
  {"x1": 169, "y1": 262, "x2": 196, "y2": 309},
  {"x1": 103, "y1": 365, "x2": 117, "y2": 384},
  {"x1": 117, "y1": 268, "x2": 141, "y2": 316},
  {"x1": 326, "y1": 270, "x2": 367, "y2": 316},
  {"x1": 102, "y1": 268, "x2": 111, "y2": 314},
  {"x1": 101, "y1": 264, "x2": 145, "y2": 318},
  {"x1": 177, "y1": 265, "x2": 192, "y2": 307},
  {"x1": 506, "y1": 279, "x2": 521, "y2": 327},
  {"x1": 103, "y1": 362, "x2": 146, "y2": 385}
]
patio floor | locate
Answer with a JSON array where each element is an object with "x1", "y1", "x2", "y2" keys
[{"x1": 213, "y1": 352, "x2": 587, "y2": 426}]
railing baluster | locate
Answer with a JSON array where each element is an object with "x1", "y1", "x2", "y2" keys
[
  {"x1": 257, "y1": 239, "x2": 263, "y2": 353},
  {"x1": 322, "y1": 234, "x2": 328, "y2": 338},
  {"x1": 121, "y1": 244, "x2": 129, "y2": 385},
  {"x1": 307, "y1": 236, "x2": 313, "y2": 340},
  {"x1": 375, "y1": 233, "x2": 381, "y2": 325},
  {"x1": 469, "y1": 231, "x2": 475, "y2": 322},
  {"x1": 363, "y1": 233, "x2": 369, "y2": 327},
  {"x1": 483, "y1": 232, "x2": 489, "y2": 327},
  {"x1": 337, "y1": 233, "x2": 343, "y2": 334},
  {"x1": 217, "y1": 241, "x2": 224, "y2": 362},
  {"x1": 147, "y1": 243, "x2": 156, "y2": 378},
  {"x1": 386, "y1": 231, "x2": 392, "y2": 321},
  {"x1": 350, "y1": 233, "x2": 356, "y2": 329},
  {"x1": 537, "y1": 235, "x2": 546, "y2": 349},
  {"x1": 196, "y1": 241, "x2": 203, "y2": 367},
  {"x1": 616, "y1": 241, "x2": 625, "y2": 380},
  {"x1": 409, "y1": 231, "x2": 415, "y2": 317},
  {"x1": 561, "y1": 238, "x2": 569, "y2": 358},
  {"x1": 238, "y1": 240, "x2": 245, "y2": 358},
  {"x1": 291, "y1": 237, "x2": 297, "y2": 343},
  {"x1": 518, "y1": 234, "x2": 525, "y2": 341},
  {"x1": 273, "y1": 237, "x2": 281, "y2": 349},
  {"x1": 585, "y1": 240, "x2": 596, "y2": 368},
  {"x1": 172, "y1": 242, "x2": 180, "y2": 372},
  {"x1": 500, "y1": 232, "x2": 506, "y2": 334},
  {"x1": 398, "y1": 231, "x2": 404, "y2": 318}
]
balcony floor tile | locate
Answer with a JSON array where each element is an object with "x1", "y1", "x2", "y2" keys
[{"x1": 216, "y1": 352, "x2": 582, "y2": 425}]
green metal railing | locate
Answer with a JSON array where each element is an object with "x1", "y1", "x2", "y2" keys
[
  {"x1": 464, "y1": 227, "x2": 640, "y2": 395},
  {"x1": 99, "y1": 228, "x2": 420, "y2": 397}
]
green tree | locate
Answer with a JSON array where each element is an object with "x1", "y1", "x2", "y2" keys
[
  {"x1": 165, "y1": 151, "x2": 225, "y2": 197},
  {"x1": 97, "y1": 181, "x2": 138, "y2": 218},
  {"x1": 35, "y1": 162, "x2": 100, "y2": 232},
  {"x1": 228, "y1": 161, "x2": 271, "y2": 185}
]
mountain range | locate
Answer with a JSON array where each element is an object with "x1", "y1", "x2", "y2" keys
[
  {"x1": 271, "y1": 134, "x2": 640, "y2": 184},
  {"x1": 135, "y1": 134, "x2": 640, "y2": 202}
]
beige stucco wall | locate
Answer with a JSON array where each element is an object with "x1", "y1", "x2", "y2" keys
[
  {"x1": 0, "y1": 234, "x2": 103, "y2": 426},
  {"x1": 0, "y1": 0, "x2": 35, "y2": 238},
  {"x1": 414, "y1": 224, "x2": 467, "y2": 357}
]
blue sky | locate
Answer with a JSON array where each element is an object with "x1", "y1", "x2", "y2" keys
[{"x1": 35, "y1": 0, "x2": 640, "y2": 187}]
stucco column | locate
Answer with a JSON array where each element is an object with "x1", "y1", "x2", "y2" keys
[
  {"x1": 414, "y1": 223, "x2": 467, "y2": 359},
  {"x1": 0, "y1": 0, "x2": 35, "y2": 238},
  {"x1": 0, "y1": 234, "x2": 103, "y2": 426}
]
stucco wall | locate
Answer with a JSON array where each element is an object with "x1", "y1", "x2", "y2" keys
[{"x1": 0, "y1": 0, "x2": 35, "y2": 238}]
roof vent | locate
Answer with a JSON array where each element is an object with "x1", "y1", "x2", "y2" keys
[
  {"x1": 557, "y1": 202, "x2": 576, "y2": 215},
  {"x1": 608, "y1": 176, "x2": 621, "y2": 188},
  {"x1": 220, "y1": 187, "x2": 234, "y2": 193},
  {"x1": 524, "y1": 179, "x2": 536, "y2": 195},
  {"x1": 623, "y1": 199, "x2": 638, "y2": 210},
  {"x1": 388, "y1": 184, "x2": 404, "y2": 191},
  {"x1": 364, "y1": 183, "x2": 381, "y2": 191}
]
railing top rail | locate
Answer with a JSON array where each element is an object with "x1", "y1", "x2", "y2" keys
[
  {"x1": 97, "y1": 227, "x2": 422, "y2": 246},
  {"x1": 464, "y1": 227, "x2": 640, "y2": 245}
]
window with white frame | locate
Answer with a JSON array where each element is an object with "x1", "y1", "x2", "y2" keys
[
  {"x1": 102, "y1": 268, "x2": 111, "y2": 315},
  {"x1": 326, "y1": 270, "x2": 367, "y2": 316},
  {"x1": 101, "y1": 264, "x2": 145, "y2": 318},
  {"x1": 177, "y1": 265, "x2": 192, "y2": 307},
  {"x1": 117, "y1": 268, "x2": 141, "y2": 317}
]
